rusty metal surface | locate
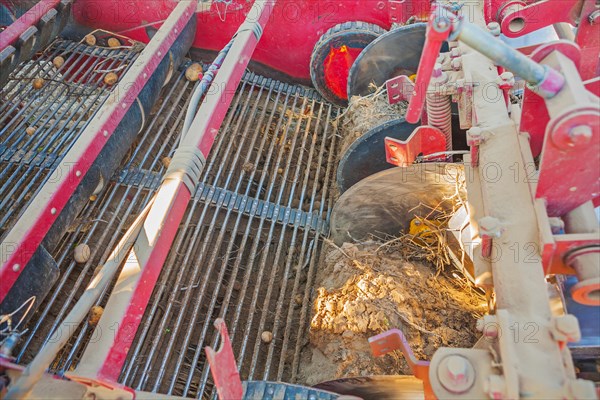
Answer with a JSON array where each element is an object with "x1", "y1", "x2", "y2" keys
[{"x1": 10, "y1": 66, "x2": 341, "y2": 398}]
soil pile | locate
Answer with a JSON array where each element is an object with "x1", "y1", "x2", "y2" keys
[
  {"x1": 297, "y1": 241, "x2": 486, "y2": 386},
  {"x1": 338, "y1": 86, "x2": 408, "y2": 156}
]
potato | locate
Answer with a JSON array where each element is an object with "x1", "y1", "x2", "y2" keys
[
  {"x1": 74, "y1": 243, "x2": 91, "y2": 263},
  {"x1": 85, "y1": 34, "x2": 97, "y2": 46},
  {"x1": 32, "y1": 78, "x2": 45, "y2": 90},
  {"x1": 185, "y1": 63, "x2": 203, "y2": 82},
  {"x1": 261, "y1": 331, "x2": 273, "y2": 343},
  {"x1": 53, "y1": 56, "x2": 65, "y2": 69},
  {"x1": 25, "y1": 126, "x2": 36, "y2": 136},
  {"x1": 107, "y1": 37, "x2": 121, "y2": 48},
  {"x1": 104, "y1": 72, "x2": 118, "y2": 86},
  {"x1": 88, "y1": 306, "x2": 104, "y2": 327},
  {"x1": 162, "y1": 156, "x2": 171, "y2": 168}
]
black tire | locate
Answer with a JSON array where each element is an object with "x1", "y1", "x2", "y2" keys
[{"x1": 310, "y1": 21, "x2": 385, "y2": 106}]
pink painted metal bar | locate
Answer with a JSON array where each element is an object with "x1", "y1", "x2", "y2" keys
[
  {"x1": 0, "y1": 1, "x2": 197, "y2": 304},
  {"x1": 405, "y1": 7, "x2": 451, "y2": 124},
  {"x1": 0, "y1": 0, "x2": 60, "y2": 50},
  {"x1": 205, "y1": 319, "x2": 244, "y2": 400},
  {"x1": 74, "y1": 0, "x2": 276, "y2": 381}
]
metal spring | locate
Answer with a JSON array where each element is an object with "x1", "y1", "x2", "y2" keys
[{"x1": 426, "y1": 91, "x2": 452, "y2": 151}]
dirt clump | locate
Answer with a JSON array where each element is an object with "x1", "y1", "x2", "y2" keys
[
  {"x1": 297, "y1": 241, "x2": 486, "y2": 386},
  {"x1": 337, "y1": 85, "x2": 408, "y2": 156}
]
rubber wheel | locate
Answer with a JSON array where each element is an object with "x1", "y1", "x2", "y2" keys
[{"x1": 310, "y1": 21, "x2": 385, "y2": 106}]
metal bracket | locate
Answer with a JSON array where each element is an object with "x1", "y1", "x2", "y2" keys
[
  {"x1": 205, "y1": 318, "x2": 244, "y2": 400},
  {"x1": 384, "y1": 126, "x2": 446, "y2": 166},
  {"x1": 499, "y1": 0, "x2": 578, "y2": 38},
  {"x1": 386, "y1": 75, "x2": 414, "y2": 104}
]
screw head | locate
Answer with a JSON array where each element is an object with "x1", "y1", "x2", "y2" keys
[
  {"x1": 467, "y1": 127, "x2": 483, "y2": 145},
  {"x1": 569, "y1": 125, "x2": 592, "y2": 146},
  {"x1": 487, "y1": 22, "x2": 501, "y2": 36},
  {"x1": 451, "y1": 58, "x2": 462, "y2": 71},
  {"x1": 479, "y1": 216, "x2": 502, "y2": 237},
  {"x1": 450, "y1": 47, "x2": 461, "y2": 58},
  {"x1": 437, "y1": 355, "x2": 475, "y2": 394}
]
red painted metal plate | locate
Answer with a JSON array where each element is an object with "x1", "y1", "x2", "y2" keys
[
  {"x1": 519, "y1": 41, "x2": 582, "y2": 157},
  {"x1": 384, "y1": 125, "x2": 446, "y2": 166},
  {"x1": 386, "y1": 74, "x2": 414, "y2": 104},
  {"x1": 536, "y1": 107, "x2": 600, "y2": 217}
]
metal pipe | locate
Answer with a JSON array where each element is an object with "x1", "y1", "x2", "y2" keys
[
  {"x1": 457, "y1": 22, "x2": 546, "y2": 84},
  {"x1": 182, "y1": 38, "x2": 235, "y2": 137},
  {"x1": 439, "y1": 5, "x2": 565, "y2": 98}
]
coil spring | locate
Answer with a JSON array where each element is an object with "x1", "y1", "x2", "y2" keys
[{"x1": 426, "y1": 92, "x2": 452, "y2": 151}]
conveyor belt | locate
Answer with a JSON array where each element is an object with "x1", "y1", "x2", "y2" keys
[{"x1": 10, "y1": 62, "x2": 342, "y2": 398}]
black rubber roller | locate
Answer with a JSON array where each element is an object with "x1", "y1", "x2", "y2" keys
[{"x1": 310, "y1": 21, "x2": 385, "y2": 106}]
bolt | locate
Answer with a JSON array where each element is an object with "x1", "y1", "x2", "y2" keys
[
  {"x1": 477, "y1": 316, "x2": 499, "y2": 338},
  {"x1": 466, "y1": 127, "x2": 482, "y2": 144},
  {"x1": 554, "y1": 314, "x2": 581, "y2": 343},
  {"x1": 438, "y1": 355, "x2": 474, "y2": 393},
  {"x1": 451, "y1": 57, "x2": 462, "y2": 71},
  {"x1": 435, "y1": 17, "x2": 450, "y2": 30},
  {"x1": 568, "y1": 125, "x2": 592, "y2": 146},
  {"x1": 548, "y1": 217, "x2": 564, "y2": 234},
  {"x1": 496, "y1": 71, "x2": 515, "y2": 89},
  {"x1": 12, "y1": 264, "x2": 20, "y2": 272},
  {"x1": 447, "y1": 356, "x2": 468, "y2": 383},
  {"x1": 432, "y1": 63, "x2": 443, "y2": 78},
  {"x1": 487, "y1": 22, "x2": 501, "y2": 36}
]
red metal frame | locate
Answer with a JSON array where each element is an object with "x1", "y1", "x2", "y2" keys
[
  {"x1": 0, "y1": 0, "x2": 60, "y2": 49},
  {"x1": 0, "y1": 1, "x2": 197, "y2": 305},
  {"x1": 205, "y1": 319, "x2": 244, "y2": 400},
  {"x1": 384, "y1": 126, "x2": 446, "y2": 166}
]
